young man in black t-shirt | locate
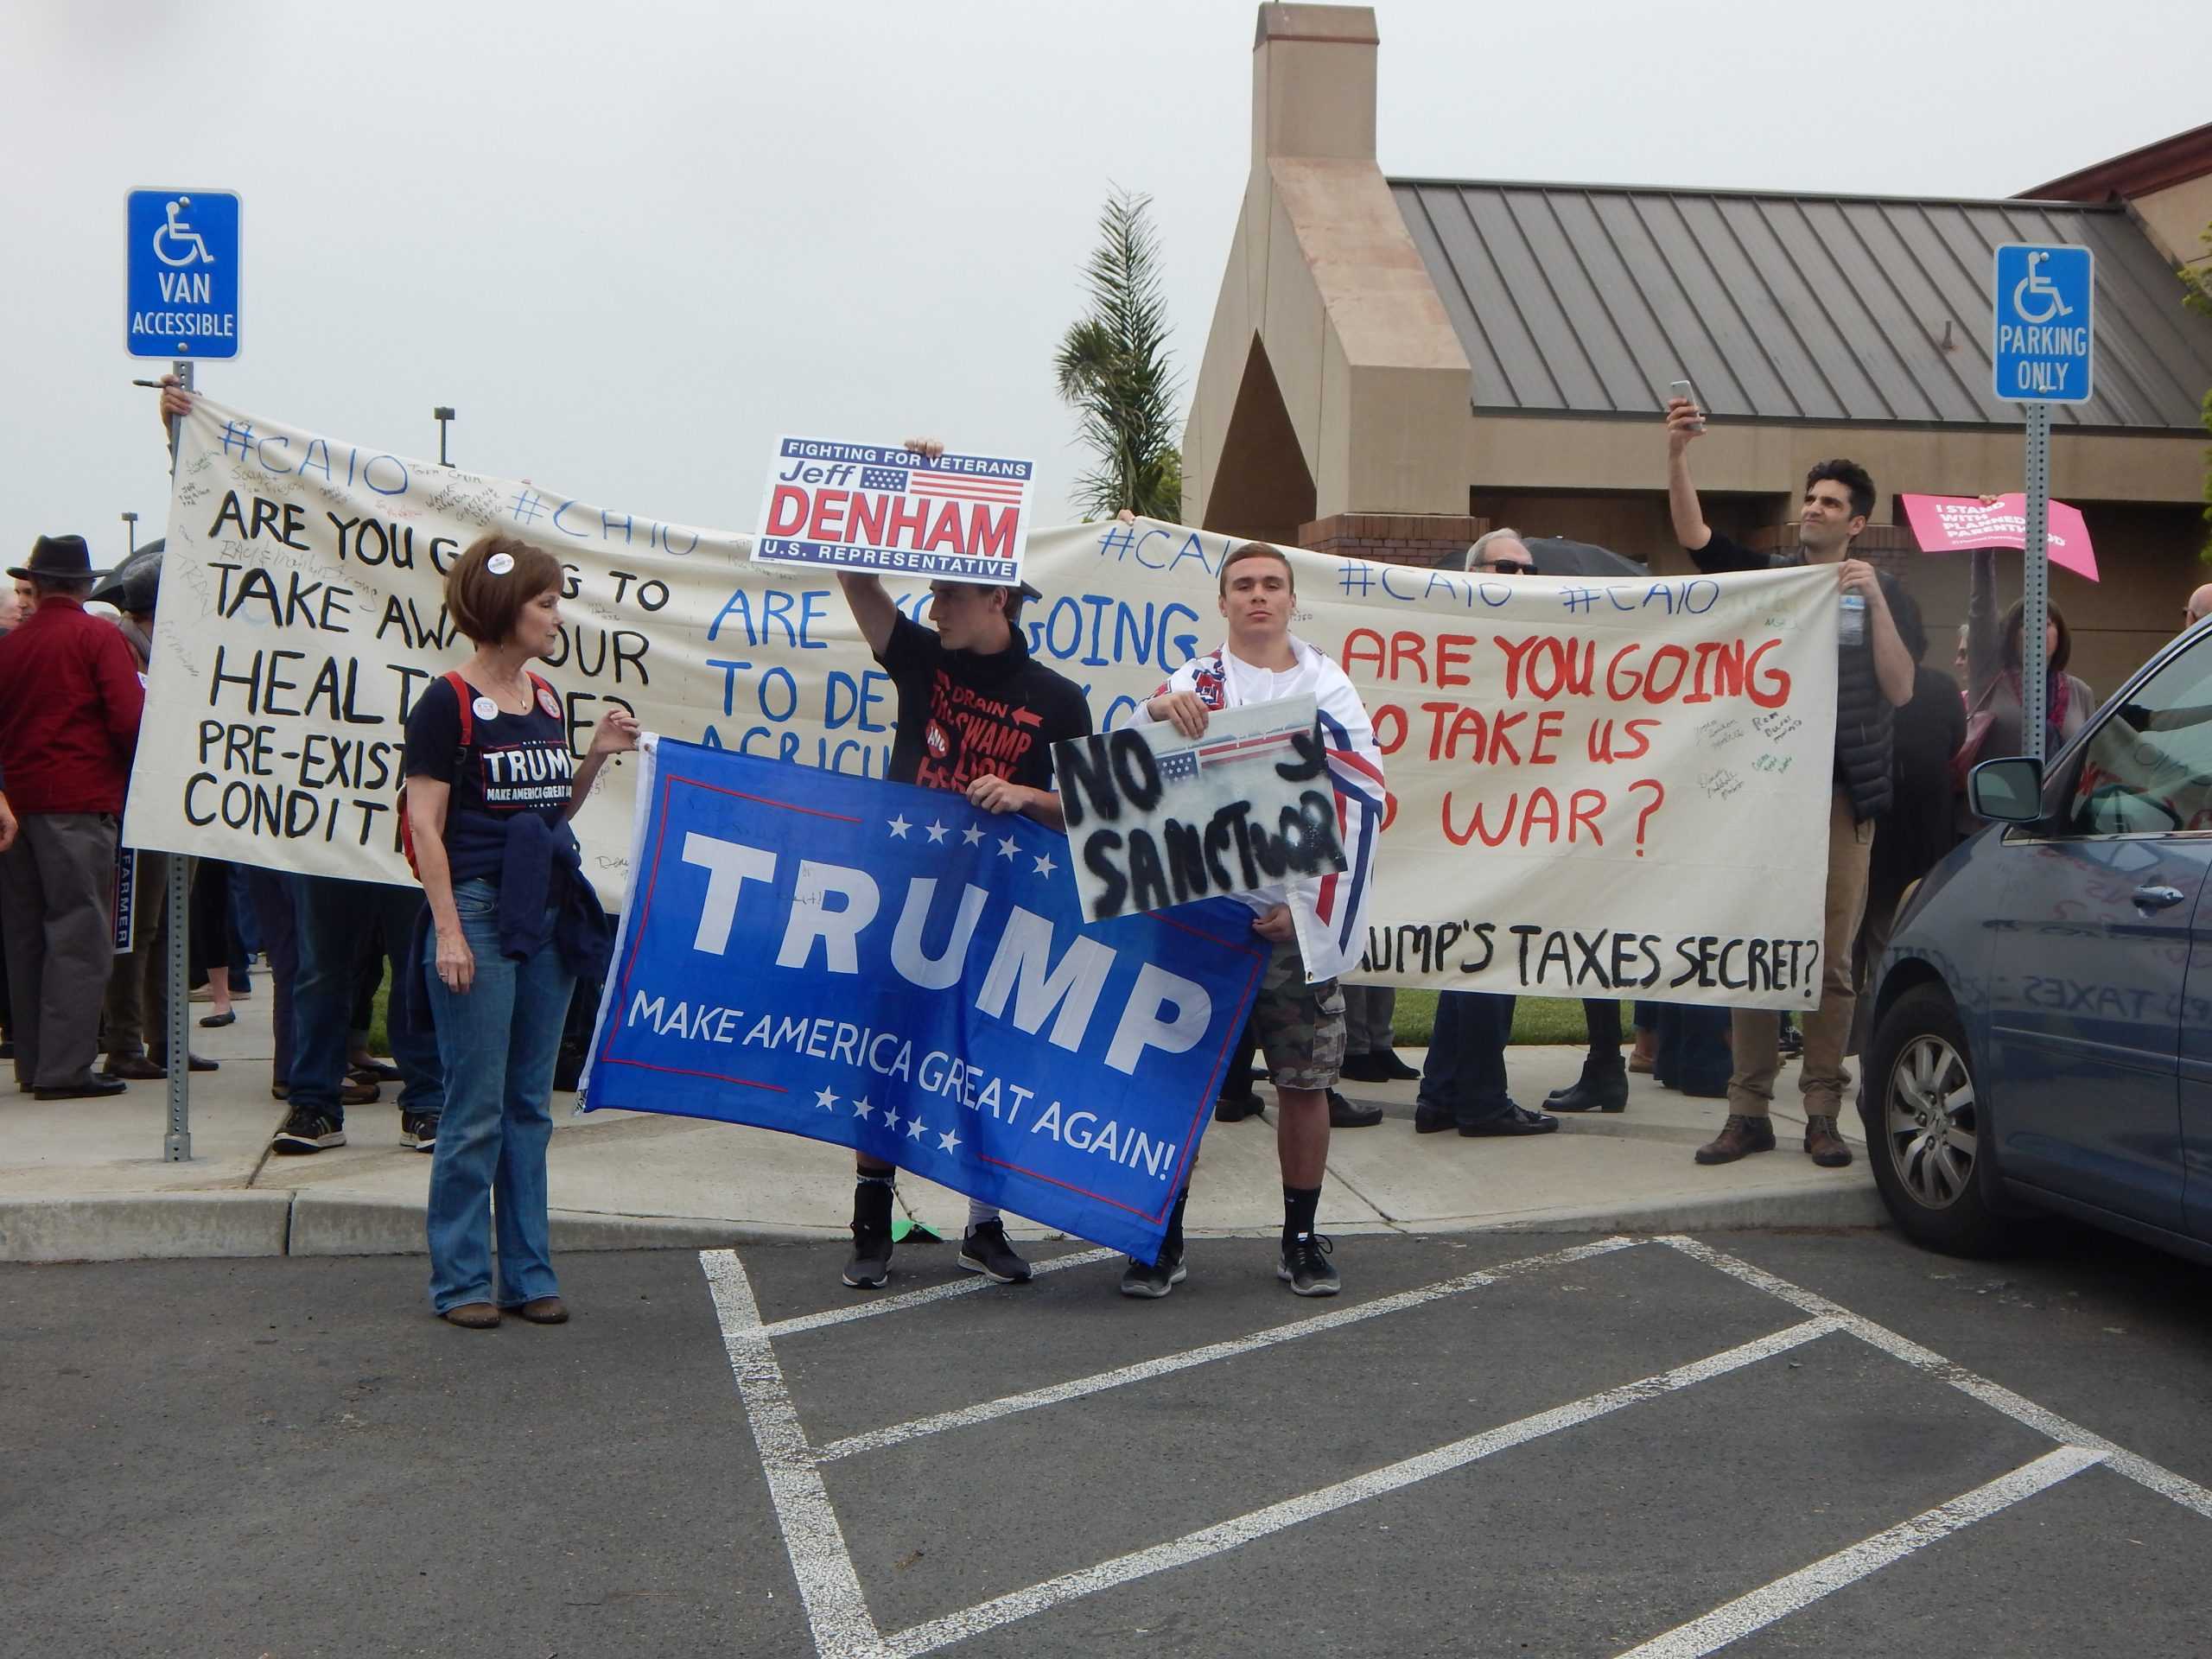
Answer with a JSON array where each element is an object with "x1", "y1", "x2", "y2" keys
[{"x1": 829, "y1": 442, "x2": 1091, "y2": 1289}]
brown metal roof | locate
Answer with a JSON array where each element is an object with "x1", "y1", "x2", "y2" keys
[
  {"x1": 2023, "y1": 120, "x2": 2212, "y2": 202},
  {"x1": 1390, "y1": 179, "x2": 2212, "y2": 431}
]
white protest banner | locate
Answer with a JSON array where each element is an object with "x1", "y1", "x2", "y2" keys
[
  {"x1": 1054, "y1": 696, "x2": 1346, "y2": 922},
  {"x1": 751, "y1": 435, "x2": 1033, "y2": 584},
  {"x1": 131, "y1": 402, "x2": 1834, "y2": 1007}
]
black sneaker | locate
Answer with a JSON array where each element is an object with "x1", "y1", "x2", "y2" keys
[
  {"x1": 958, "y1": 1218, "x2": 1033, "y2": 1284},
  {"x1": 1120, "y1": 1254, "x2": 1187, "y2": 1299},
  {"x1": 842, "y1": 1227, "x2": 893, "y2": 1289},
  {"x1": 401, "y1": 1112, "x2": 438, "y2": 1153},
  {"x1": 271, "y1": 1108, "x2": 346, "y2": 1154},
  {"x1": 1278, "y1": 1232, "x2": 1340, "y2": 1297}
]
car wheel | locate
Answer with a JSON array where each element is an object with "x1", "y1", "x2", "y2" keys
[{"x1": 1860, "y1": 983, "x2": 2016, "y2": 1255}]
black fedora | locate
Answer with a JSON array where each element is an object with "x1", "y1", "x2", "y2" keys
[{"x1": 8, "y1": 534, "x2": 99, "y2": 583}]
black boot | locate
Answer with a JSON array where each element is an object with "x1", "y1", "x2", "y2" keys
[{"x1": 1545, "y1": 1058, "x2": 1629, "y2": 1114}]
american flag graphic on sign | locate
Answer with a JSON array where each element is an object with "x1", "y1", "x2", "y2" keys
[
  {"x1": 1155, "y1": 728, "x2": 1306, "y2": 785},
  {"x1": 911, "y1": 470, "x2": 1025, "y2": 504},
  {"x1": 855, "y1": 465, "x2": 1025, "y2": 505}
]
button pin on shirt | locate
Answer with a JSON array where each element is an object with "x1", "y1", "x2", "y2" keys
[{"x1": 473, "y1": 696, "x2": 499, "y2": 721}]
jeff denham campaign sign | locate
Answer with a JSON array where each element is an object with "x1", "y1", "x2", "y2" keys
[
  {"x1": 752, "y1": 435, "x2": 1035, "y2": 585},
  {"x1": 579, "y1": 737, "x2": 1264, "y2": 1259}
]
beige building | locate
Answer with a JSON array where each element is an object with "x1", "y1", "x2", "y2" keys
[{"x1": 1185, "y1": 4, "x2": 2212, "y2": 696}]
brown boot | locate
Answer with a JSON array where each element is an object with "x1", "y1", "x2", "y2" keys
[
  {"x1": 1694, "y1": 1113, "x2": 1777, "y2": 1166},
  {"x1": 1804, "y1": 1114, "x2": 1853, "y2": 1168}
]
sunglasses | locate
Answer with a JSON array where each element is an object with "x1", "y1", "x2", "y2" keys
[{"x1": 1474, "y1": 559, "x2": 1533, "y2": 575}]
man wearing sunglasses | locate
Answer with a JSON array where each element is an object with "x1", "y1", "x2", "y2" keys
[
  {"x1": 1466, "y1": 531, "x2": 1535, "y2": 577},
  {"x1": 1409, "y1": 530, "x2": 1562, "y2": 1139}
]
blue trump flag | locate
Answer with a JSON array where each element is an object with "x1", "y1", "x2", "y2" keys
[{"x1": 579, "y1": 738, "x2": 1267, "y2": 1260}]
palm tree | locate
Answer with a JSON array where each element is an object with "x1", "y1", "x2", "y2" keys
[{"x1": 1055, "y1": 188, "x2": 1184, "y2": 522}]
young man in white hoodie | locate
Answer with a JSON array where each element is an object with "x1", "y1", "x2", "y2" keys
[{"x1": 1121, "y1": 541, "x2": 1385, "y2": 1300}]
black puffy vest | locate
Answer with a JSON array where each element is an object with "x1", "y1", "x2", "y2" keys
[{"x1": 1777, "y1": 551, "x2": 1895, "y2": 822}]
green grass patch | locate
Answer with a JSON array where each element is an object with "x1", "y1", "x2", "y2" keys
[
  {"x1": 1390, "y1": 991, "x2": 1629, "y2": 1047},
  {"x1": 373, "y1": 980, "x2": 1618, "y2": 1057}
]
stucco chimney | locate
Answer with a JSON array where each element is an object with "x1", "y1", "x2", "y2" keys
[{"x1": 1253, "y1": 3, "x2": 1378, "y2": 163}]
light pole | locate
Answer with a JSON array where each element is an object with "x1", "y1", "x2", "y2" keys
[
  {"x1": 434, "y1": 405, "x2": 455, "y2": 467},
  {"x1": 121, "y1": 511, "x2": 138, "y2": 556}
]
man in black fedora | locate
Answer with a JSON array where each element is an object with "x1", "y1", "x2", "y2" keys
[{"x1": 0, "y1": 535, "x2": 147, "y2": 1099}]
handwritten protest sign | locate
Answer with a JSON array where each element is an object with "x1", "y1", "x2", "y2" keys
[
  {"x1": 1054, "y1": 697, "x2": 1345, "y2": 922},
  {"x1": 1900, "y1": 493, "x2": 2100, "y2": 582},
  {"x1": 130, "y1": 400, "x2": 1835, "y2": 1007},
  {"x1": 751, "y1": 435, "x2": 1033, "y2": 584},
  {"x1": 580, "y1": 737, "x2": 1262, "y2": 1259}
]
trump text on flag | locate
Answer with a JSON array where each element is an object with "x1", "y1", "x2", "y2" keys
[{"x1": 578, "y1": 740, "x2": 1263, "y2": 1259}]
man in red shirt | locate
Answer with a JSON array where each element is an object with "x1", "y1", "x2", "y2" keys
[{"x1": 0, "y1": 535, "x2": 147, "y2": 1099}]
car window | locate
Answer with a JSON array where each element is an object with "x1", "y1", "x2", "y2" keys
[{"x1": 2065, "y1": 641, "x2": 2212, "y2": 836}]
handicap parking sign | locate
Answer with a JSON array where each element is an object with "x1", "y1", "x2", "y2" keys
[
  {"x1": 126, "y1": 188, "x2": 239, "y2": 359},
  {"x1": 1992, "y1": 244, "x2": 2092, "y2": 404}
]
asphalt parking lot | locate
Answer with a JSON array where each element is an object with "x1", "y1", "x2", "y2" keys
[{"x1": 6, "y1": 1224, "x2": 2209, "y2": 1658}]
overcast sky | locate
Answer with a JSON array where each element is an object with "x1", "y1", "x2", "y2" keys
[{"x1": 5, "y1": 0, "x2": 2203, "y2": 563}]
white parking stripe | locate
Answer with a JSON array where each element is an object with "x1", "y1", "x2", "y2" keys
[
  {"x1": 815, "y1": 1236, "x2": 1637, "y2": 1463},
  {"x1": 1660, "y1": 1236, "x2": 2212, "y2": 1522},
  {"x1": 753, "y1": 1247, "x2": 1120, "y2": 1340},
  {"x1": 878, "y1": 1317, "x2": 1839, "y2": 1659},
  {"x1": 1612, "y1": 1445, "x2": 2107, "y2": 1658},
  {"x1": 701, "y1": 1250, "x2": 890, "y2": 1659}
]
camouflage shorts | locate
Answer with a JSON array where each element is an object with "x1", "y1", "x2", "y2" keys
[{"x1": 1253, "y1": 938, "x2": 1345, "y2": 1092}]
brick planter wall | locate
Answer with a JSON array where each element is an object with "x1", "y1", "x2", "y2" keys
[{"x1": 1298, "y1": 512, "x2": 1490, "y2": 569}]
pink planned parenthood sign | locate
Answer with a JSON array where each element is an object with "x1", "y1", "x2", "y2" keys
[{"x1": 1899, "y1": 493, "x2": 2100, "y2": 583}]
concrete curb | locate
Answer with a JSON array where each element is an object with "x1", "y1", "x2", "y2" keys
[
  {"x1": 1402, "y1": 1181, "x2": 1889, "y2": 1236},
  {"x1": 0, "y1": 1182, "x2": 1887, "y2": 1264},
  {"x1": 286, "y1": 1192, "x2": 785, "y2": 1257},
  {"x1": 0, "y1": 1192, "x2": 295, "y2": 1263}
]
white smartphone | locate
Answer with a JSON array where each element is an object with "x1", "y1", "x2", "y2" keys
[{"x1": 1668, "y1": 378, "x2": 1705, "y2": 430}]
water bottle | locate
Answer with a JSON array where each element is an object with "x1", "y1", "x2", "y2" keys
[{"x1": 1839, "y1": 591, "x2": 1866, "y2": 647}]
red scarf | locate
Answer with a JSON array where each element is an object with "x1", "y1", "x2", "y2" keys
[{"x1": 2006, "y1": 667, "x2": 2071, "y2": 753}]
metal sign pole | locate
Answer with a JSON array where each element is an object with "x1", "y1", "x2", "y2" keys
[
  {"x1": 163, "y1": 358, "x2": 194, "y2": 1161},
  {"x1": 2022, "y1": 401, "x2": 2051, "y2": 769}
]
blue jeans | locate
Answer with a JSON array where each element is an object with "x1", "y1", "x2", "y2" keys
[
  {"x1": 241, "y1": 868, "x2": 298, "y2": 1085},
  {"x1": 423, "y1": 878, "x2": 575, "y2": 1312},
  {"x1": 1417, "y1": 990, "x2": 1517, "y2": 1126},
  {"x1": 291, "y1": 875, "x2": 443, "y2": 1122}
]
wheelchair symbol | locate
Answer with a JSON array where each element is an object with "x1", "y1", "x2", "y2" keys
[
  {"x1": 2010, "y1": 250, "x2": 2071, "y2": 325},
  {"x1": 152, "y1": 196, "x2": 217, "y2": 268}
]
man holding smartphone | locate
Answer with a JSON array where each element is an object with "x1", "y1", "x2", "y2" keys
[{"x1": 1663, "y1": 393, "x2": 1913, "y2": 1171}]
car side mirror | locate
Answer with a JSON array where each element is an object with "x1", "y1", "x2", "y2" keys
[{"x1": 1970, "y1": 756, "x2": 2045, "y2": 823}]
